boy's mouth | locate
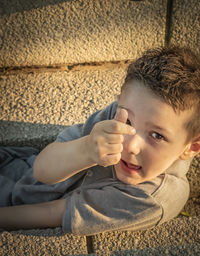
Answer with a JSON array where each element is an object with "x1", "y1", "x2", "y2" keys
[{"x1": 120, "y1": 159, "x2": 141, "y2": 174}]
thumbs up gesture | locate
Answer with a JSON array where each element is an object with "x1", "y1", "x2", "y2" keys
[
  {"x1": 114, "y1": 107, "x2": 129, "y2": 123},
  {"x1": 87, "y1": 108, "x2": 135, "y2": 167}
]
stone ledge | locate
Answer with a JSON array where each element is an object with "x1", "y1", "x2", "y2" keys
[
  {"x1": 170, "y1": 0, "x2": 200, "y2": 56},
  {"x1": 0, "y1": 0, "x2": 166, "y2": 66},
  {"x1": 92, "y1": 216, "x2": 200, "y2": 255},
  {"x1": 111, "y1": 243, "x2": 200, "y2": 256},
  {"x1": 0, "y1": 217, "x2": 199, "y2": 256},
  {"x1": 0, "y1": 66, "x2": 126, "y2": 125},
  {"x1": 0, "y1": 228, "x2": 88, "y2": 256}
]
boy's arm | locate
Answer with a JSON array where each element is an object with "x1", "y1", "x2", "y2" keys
[
  {"x1": 0, "y1": 199, "x2": 66, "y2": 230},
  {"x1": 34, "y1": 136, "x2": 97, "y2": 184},
  {"x1": 34, "y1": 108, "x2": 135, "y2": 184}
]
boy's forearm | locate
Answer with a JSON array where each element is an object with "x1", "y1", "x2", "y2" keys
[
  {"x1": 34, "y1": 135, "x2": 96, "y2": 184},
  {"x1": 0, "y1": 199, "x2": 65, "y2": 230}
]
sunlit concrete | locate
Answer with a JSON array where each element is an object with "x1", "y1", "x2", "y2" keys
[
  {"x1": 0, "y1": 0, "x2": 166, "y2": 67},
  {"x1": 170, "y1": 0, "x2": 200, "y2": 56}
]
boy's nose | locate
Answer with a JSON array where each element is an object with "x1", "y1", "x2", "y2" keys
[{"x1": 123, "y1": 134, "x2": 141, "y2": 155}]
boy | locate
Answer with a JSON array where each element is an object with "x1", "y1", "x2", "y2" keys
[{"x1": 0, "y1": 46, "x2": 199, "y2": 235}]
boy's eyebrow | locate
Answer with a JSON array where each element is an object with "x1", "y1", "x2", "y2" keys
[
  {"x1": 118, "y1": 105, "x2": 172, "y2": 136},
  {"x1": 146, "y1": 122, "x2": 173, "y2": 136}
]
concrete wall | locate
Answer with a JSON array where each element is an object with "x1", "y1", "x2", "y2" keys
[
  {"x1": 0, "y1": 0, "x2": 199, "y2": 126},
  {"x1": 0, "y1": 0, "x2": 199, "y2": 255},
  {"x1": 0, "y1": 0, "x2": 167, "y2": 66},
  {"x1": 0, "y1": 0, "x2": 168, "y2": 126},
  {"x1": 170, "y1": 0, "x2": 200, "y2": 53}
]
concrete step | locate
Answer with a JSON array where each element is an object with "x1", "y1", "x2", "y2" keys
[
  {"x1": 0, "y1": 228, "x2": 88, "y2": 256},
  {"x1": 0, "y1": 65, "x2": 126, "y2": 126},
  {"x1": 1, "y1": 0, "x2": 199, "y2": 68},
  {"x1": 0, "y1": 0, "x2": 167, "y2": 67},
  {"x1": 0, "y1": 216, "x2": 199, "y2": 255},
  {"x1": 0, "y1": 1, "x2": 199, "y2": 255},
  {"x1": 170, "y1": 0, "x2": 200, "y2": 54},
  {"x1": 92, "y1": 216, "x2": 200, "y2": 255}
]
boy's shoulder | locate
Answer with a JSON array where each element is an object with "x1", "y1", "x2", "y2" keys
[
  {"x1": 89, "y1": 101, "x2": 118, "y2": 121},
  {"x1": 152, "y1": 158, "x2": 191, "y2": 222},
  {"x1": 56, "y1": 102, "x2": 118, "y2": 143},
  {"x1": 165, "y1": 158, "x2": 192, "y2": 177}
]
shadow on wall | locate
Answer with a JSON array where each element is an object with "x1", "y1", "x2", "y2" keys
[
  {"x1": 0, "y1": 120, "x2": 66, "y2": 149},
  {"x1": 0, "y1": 0, "x2": 73, "y2": 15}
]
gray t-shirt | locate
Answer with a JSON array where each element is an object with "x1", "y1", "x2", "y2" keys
[{"x1": 0, "y1": 102, "x2": 191, "y2": 235}]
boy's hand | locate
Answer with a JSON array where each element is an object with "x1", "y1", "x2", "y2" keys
[{"x1": 86, "y1": 108, "x2": 135, "y2": 167}]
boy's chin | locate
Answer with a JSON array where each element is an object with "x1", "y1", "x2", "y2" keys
[
  {"x1": 114, "y1": 168, "x2": 140, "y2": 185},
  {"x1": 114, "y1": 163, "x2": 143, "y2": 185},
  {"x1": 117, "y1": 175, "x2": 140, "y2": 185}
]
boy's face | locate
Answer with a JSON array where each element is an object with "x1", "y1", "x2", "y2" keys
[{"x1": 114, "y1": 80, "x2": 194, "y2": 185}]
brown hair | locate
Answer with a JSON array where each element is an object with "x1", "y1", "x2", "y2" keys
[{"x1": 123, "y1": 46, "x2": 200, "y2": 142}]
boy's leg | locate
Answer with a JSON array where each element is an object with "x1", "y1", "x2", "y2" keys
[
  {"x1": 0, "y1": 146, "x2": 39, "y2": 207},
  {"x1": 0, "y1": 199, "x2": 66, "y2": 230}
]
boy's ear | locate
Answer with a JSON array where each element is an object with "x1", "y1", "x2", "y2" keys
[{"x1": 180, "y1": 136, "x2": 200, "y2": 160}]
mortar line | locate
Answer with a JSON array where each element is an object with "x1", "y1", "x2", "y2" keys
[
  {"x1": 0, "y1": 60, "x2": 131, "y2": 76},
  {"x1": 86, "y1": 235, "x2": 94, "y2": 254},
  {"x1": 165, "y1": 0, "x2": 173, "y2": 47}
]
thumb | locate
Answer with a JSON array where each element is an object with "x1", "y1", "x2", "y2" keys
[{"x1": 114, "y1": 108, "x2": 128, "y2": 123}]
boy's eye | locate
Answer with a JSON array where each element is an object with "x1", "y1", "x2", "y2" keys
[
  {"x1": 126, "y1": 119, "x2": 132, "y2": 126},
  {"x1": 151, "y1": 132, "x2": 165, "y2": 141}
]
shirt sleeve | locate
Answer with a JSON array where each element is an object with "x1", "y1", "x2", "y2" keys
[
  {"x1": 62, "y1": 182, "x2": 163, "y2": 235},
  {"x1": 153, "y1": 174, "x2": 190, "y2": 224},
  {"x1": 56, "y1": 102, "x2": 118, "y2": 142}
]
